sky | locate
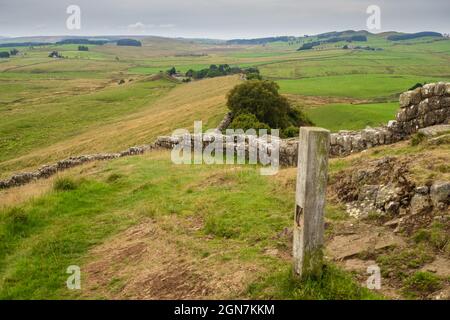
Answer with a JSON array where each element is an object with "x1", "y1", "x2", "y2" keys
[{"x1": 0, "y1": 0, "x2": 449, "y2": 39}]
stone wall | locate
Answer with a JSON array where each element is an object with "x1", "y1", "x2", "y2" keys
[
  {"x1": 282, "y1": 82, "x2": 450, "y2": 162},
  {"x1": 1, "y1": 83, "x2": 449, "y2": 190},
  {"x1": 0, "y1": 144, "x2": 157, "y2": 189}
]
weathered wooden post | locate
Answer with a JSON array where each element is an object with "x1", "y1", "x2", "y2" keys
[{"x1": 293, "y1": 127, "x2": 330, "y2": 278}]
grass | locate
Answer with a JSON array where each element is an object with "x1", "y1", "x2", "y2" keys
[
  {"x1": 0, "y1": 78, "x2": 175, "y2": 165},
  {"x1": 403, "y1": 271, "x2": 442, "y2": 298},
  {"x1": 247, "y1": 263, "x2": 381, "y2": 300},
  {"x1": 277, "y1": 74, "x2": 445, "y2": 99},
  {"x1": 0, "y1": 75, "x2": 240, "y2": 177},
  {"x1": 0, "y1": 151, "x2": 375, "y2": 299},
  {"x1": 304, "y1": 102, "x2": 399, "y2": 132}
]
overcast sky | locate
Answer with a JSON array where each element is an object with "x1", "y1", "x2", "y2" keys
[{"x1": 0, "y1": 0, "x2": 449, "y2": 39}]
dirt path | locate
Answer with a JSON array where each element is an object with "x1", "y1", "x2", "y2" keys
[{"x1": 81, "y1": 216, "x2": 265, "y2": 300}]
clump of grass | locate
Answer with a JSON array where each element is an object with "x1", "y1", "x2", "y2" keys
[
  {"x1": 403, "y1": 271, "x2": 442, "y2": 297},
  {"x1": 413, "y1": 222, "x2": 449, "y2": 251},
  {"x1": 376, "y1": 246, "x2": 433, "y2": 279},
  {"x1": 325, "y1": 204, "x2": 348, "y2": 221},
  {"x1": 136, "y1": 204, "x2": 157, "y2": 218},
  {"x1": 410, "y1": 132, "x2": 426, "y2": 146},
  {"x1": 3, "y1": 207, "x2": 30, "y2": 236},
  {"x1": 106, "y1": 173, "x2": 123, "y2": 183},
  {"x1": 53, "y1": 177, "x2": 78, "y2": 191},
  {"x1": 204, "y1": 215, "x2": 241, "y2": 239},
  {"x1": 247, "y1": 263, "x2": 382, "y2": 300}
]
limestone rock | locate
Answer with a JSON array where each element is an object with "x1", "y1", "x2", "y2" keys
[
  {"x1": 430, "y1": 181, "x2": 450, "y2": 207},
  {"x1": 410, "y1": 192, "x2": 431, "y2": 215}
]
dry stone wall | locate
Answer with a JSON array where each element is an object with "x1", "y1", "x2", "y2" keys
[
  {"x1": 0, "y1": 144, "x2": 157, "y2": 189},
  {"x1": 282, "y1": 82, "x2": 450, "y2": 163},
  {"x1": 1, "y1": 83, "x2": 449, "y2": 190}
]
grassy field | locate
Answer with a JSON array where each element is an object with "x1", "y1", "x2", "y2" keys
[
  {"x1": 305, "y1": 102, "x2": 399, "y2": 132},
  {"x1": 0, "y1": 33, "x2": 449, "y2": 300},
  {"x1": 0, "y1": 151, "x2": 379, "y2": 300}
]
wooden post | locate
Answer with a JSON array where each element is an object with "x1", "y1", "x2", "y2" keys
[{"x1": 293, "y1": 127, "x2": 330, "y2": 278}]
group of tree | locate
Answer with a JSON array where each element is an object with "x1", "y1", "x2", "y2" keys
[
  {"x1": 184, "y1": 65, "x2": 261, "y2": 80},
  {"x1": 116, "y1": 39, "x2": 142, "y2": 47},
  {"x1": 226, "y1": 80, "x2": 313, "y2": 138},
  {"x1": 78, "y1": 45, "x2": 89, "y2": 51},
  {"x1": 226, "y1": 36, "x2": 295, "y2": 45},
  {"x1": 0, "y1": 48, "x2": 19, "y2": 58},
  {"x1": 56, "y1": 39, "x2": 108, "y2": 45},
  {"x1": 48, "y1": 51, "x2": 63, "y2": 58},
  {"x1": 0, "y1": 42, "x2": 48, "y2": 48}
]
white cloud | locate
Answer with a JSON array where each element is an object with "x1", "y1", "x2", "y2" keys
[{"x1": 127, "y1": 22, "x2": 175, "y2": 33}]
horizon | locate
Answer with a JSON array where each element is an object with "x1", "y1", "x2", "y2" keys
[{"x1": 0, "y1": 29, "x2": 448, "y2": 42}]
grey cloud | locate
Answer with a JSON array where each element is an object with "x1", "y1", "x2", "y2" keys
[{"x1": 0, "y1": 0, "x2": 448, "y2": 38}]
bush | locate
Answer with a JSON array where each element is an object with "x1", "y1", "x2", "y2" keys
[
  {"x1": 282, "y1": 126, "x2": 299, "y2": 138},
  {"x1": 0, "y1": 51, "x2": 10, "y2": 58},
  {"x1": 229, "y1": 113, "x2": 270, "y2": 132},
  {"x1": 246, "y1": 72, "x2": 262, "y2": 80},
  {"x1": 53, "y1": 177, "x2": 78, "y2": 191}
]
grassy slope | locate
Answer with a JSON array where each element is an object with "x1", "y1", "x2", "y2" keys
[
  {"x1": 0, "y1": 73, "x2": 240, "y2": 177},
  {"x1": 0, "y1": 151, "x2": 378, "y2": 300},
  {"x1": 305, "y1": 102, "x2": 399, "y2": 132}
]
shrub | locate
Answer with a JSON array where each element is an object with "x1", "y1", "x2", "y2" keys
[
  {"x1": 228, "y1": 113, "x2": 270, "y2": 132},
  {"x1": 0, "y1": 51, "x2": 10, "y2": 58},
  {"x1": 282, "y1": 126, "x2": 299, "y2": 138},
  {"x1": 409, "y1": 82, "x2": 424, "y2": 91},
  {"x1": 246, "y1": 72, "x2": 262, "y2": 80},
  {"x1": 53, "y1": 177, "x2": 78, "y2": 191}
]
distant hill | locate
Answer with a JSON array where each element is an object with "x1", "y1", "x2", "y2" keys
[
  {"x1": 226, "y1": 36, "x2": 296, "y2": 45},
  {"x1": 387, "y1": 31, "x2": 443, "y2": 41},
  {"x1": 316, "y1": 30, "x2": 371, "y2": 39}
]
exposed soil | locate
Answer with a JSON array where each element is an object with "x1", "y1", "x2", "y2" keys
[{"x1": 81, "y1": 216, "x2": 264, "y2": 300}]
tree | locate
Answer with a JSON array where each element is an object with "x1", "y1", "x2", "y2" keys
[
  {"x1": 227, "y1": 80, "x2": 312, "y2": 133},
  {"x1": 167, "y1": 67, "x2": 177, "y2": 76},
  {"x1": 10, "y1": 48, "x2": 19, "y2": 56},
  {"x1": 78, "y1": 45, "x2": 89, "y2": 51},
  {"x1": 227, "y1": 80, "x2": 291, "y2": 128},
  {"x1": 0, "y1": 51, "x2": 10, "y2": 58},
  {"x1": 116, "y1": 39, "x2": 142, "y2": 47}
]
